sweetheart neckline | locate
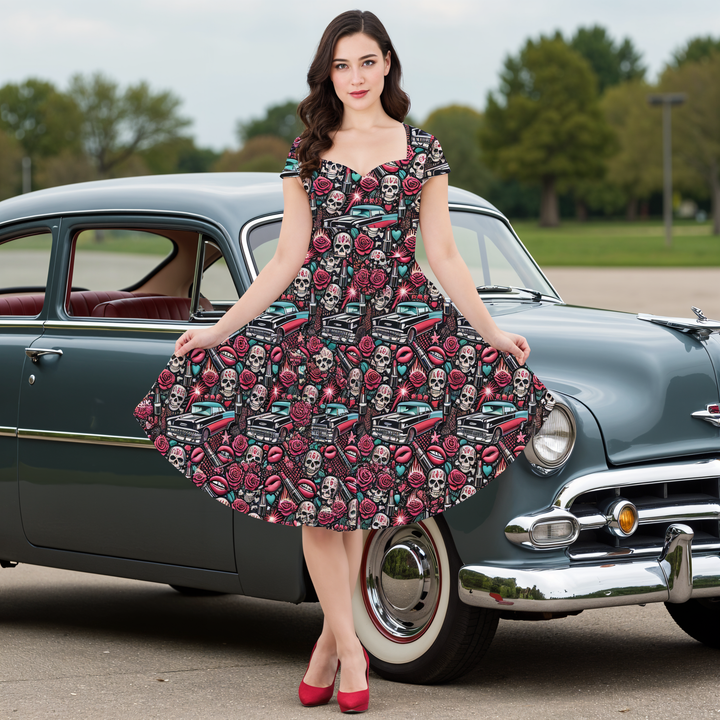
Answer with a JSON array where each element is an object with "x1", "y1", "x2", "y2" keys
[{"x1": 319, "y1": 123, "x2": 411, "y2": 179}]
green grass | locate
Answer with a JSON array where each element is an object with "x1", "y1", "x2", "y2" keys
[{"x1": 510, "y1": 219, "x2": 719, "y2": 266}]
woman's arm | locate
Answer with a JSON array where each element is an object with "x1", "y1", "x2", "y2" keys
[
  {"x1": 419, "y1": 174, "x2": 530, "y2": 365},
  {"x1": 174, "y1": 177, "x2": 312, "y2": 356}
]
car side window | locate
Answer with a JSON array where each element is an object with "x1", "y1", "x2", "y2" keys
[
  {"x1": 246, "y1": 220, "x2": 281, "y2": 276},
  {"x1": 0, "y1": 232, "x2": 53, "y2": 316},
  {"x1": 195, "y1": 237, "x2": 239, "y2": 314}
]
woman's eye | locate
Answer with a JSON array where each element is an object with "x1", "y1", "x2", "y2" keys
[
  {"x1": 335, "y1": 63, "x2": 347, "y2": 70},
  {"x1": 363, "y1": 60, "x2": 375, "y2": 66}
]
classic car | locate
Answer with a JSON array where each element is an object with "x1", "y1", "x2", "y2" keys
[
  {"x1": 370, "y1": 301, "x2": 442, "y2": 343},
  {"x1": 165, "y1": 401, "x2": 236, "y2": 445},
  {"x1": 456, "y1": 400, "x2": 530, "y2": 444},
  {"x1": 371, "y1": 401, "x2": 444, "y2": 443},
  {"x1": 310, "y1": 403, "x2": 360, "y2": 443},
  {"x1": 1, "y1": 172, "x2": 719, "y2": 687},
  {"x1": 323, "y1": 204, "x2": 398, "y2": 232},
  {"x1": 245, "y1": 399, "x2": 293, "y2": 443},
  {"x1": 320, "y1": 301, "x2": 363, "y2": 343},
  {"x1": 245, "y1": 300, "x2": 309, "y2": 342}
]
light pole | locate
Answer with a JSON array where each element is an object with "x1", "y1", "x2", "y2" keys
[{"x1": 647, "y1": 93, "x2": 686, "y2": 248}]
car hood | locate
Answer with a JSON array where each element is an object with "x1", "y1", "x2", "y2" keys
[{"x1": 486, "y1": 301, "x2": 720, "y2": 465}]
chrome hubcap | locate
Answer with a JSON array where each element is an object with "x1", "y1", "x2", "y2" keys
[{"x1": 363, "y1": 525, "x2": 441, "y2": 640}]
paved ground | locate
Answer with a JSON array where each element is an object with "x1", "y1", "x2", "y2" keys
[
  {"x1": 1, "y1": 564, "x2": 719, "y2": 720},
  {"x1": 543, "y1": 266, "x2": 720, "y2": 319}
]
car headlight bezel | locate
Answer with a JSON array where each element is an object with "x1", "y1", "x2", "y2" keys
[{"x1": 524, "y1": 398, "x2": 576, "y2": 476}]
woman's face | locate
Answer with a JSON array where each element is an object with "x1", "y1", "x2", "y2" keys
[{"x1": 329, "y1": 33, "x2": 390, "y2": 111}]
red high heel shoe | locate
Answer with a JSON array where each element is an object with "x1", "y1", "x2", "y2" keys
[
  {"x1": 337, "y1": 647, "x2": 370, "y2": 714},
  {"x1": 298, "y1": 642, "x2": 340, "y2": 707}
]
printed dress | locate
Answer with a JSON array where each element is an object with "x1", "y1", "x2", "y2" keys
[{"x1": 134, "y1": 123, "x2": 554, "y2": 532}]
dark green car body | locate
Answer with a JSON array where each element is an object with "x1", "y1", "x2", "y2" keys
[{"x1": 1, "y1": 173, "x2": 719, "y2": 683}]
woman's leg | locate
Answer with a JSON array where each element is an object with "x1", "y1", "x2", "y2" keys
[{"x1": 301, "y1": 526, "x2": 368, "y2": 693}]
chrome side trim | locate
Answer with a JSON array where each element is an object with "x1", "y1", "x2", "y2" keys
[
  {"x1": 553, "y1": 458, "x2": 720, "y2": 510},
  {"x1": 43, "y1": 320, "x2": 211, "y2": 333},
  {"x1": 0, "y1": 426, "x2": 17, "y2": 438},
  {"x1": 239, "y1": 213, "x2": 284, "y2": 282},
  {"x1": 17, "y1": 428, "x2": 153, "y2": 448},
  {"x1": 0, "y1": 319, "x2": 45, "y2": 328},
  {"x1": 459, "y1": 525, "x2": 720, "y2": 612}
]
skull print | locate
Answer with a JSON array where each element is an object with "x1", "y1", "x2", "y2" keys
[
  {"x1": 168, "y1": 384, "x2": 186, "y2": 412},
  {"x1": 324, "y1": 190, "x2": 345, "y2": 215}
]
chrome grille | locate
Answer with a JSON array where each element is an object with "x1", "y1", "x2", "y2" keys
[{"x1": 568, "y1": 472, "x2": 720, "y2": 561}]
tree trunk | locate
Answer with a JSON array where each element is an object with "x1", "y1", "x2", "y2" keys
[
  {"x1": 626, "y1": 197, "x2": 638, "y2": 222},
  {"x1": 711, "y1": 161, "x2": 720, "y2": 236},
  {"x1": 575, "y1": 199, "x2": 588, "y2": 222},
  {"x1": 540, "y1": 176, "x2": 559, "y2": 227}
]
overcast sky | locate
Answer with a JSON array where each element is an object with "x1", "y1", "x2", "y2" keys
[{"x1": 2, "y1": 0, "x2": 719, "y2": 150}]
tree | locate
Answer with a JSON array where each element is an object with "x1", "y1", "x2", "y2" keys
[
  {"x1": 68, "y1": 72, "x2": 191, "y2": 177},
  {"x1": 0, "y1": 130, "x2": 22, "y2": 199},
  {"x1": 213, "y1": 135, "x2": 289, "y2": 173},
  {"x1": 237, "y1": 100, "x2": 304, "y2": 146},
  {"x1": 423, "y1": 105, "x2": 494, "y2": 198},
  {"x1": 479, "y1": 34, "x2": 615, "y2": 226},
  {"x1": 601, "y1": 80, "x2": 663, "y2": 219},
  {"x1": 0, "y1": 79, "x2": 82, "y2": 190},
  {"x1": 660, "y1": 55, "x2": 720, "y2": 234},
  {"x1": 569, "y1": 26, "x2": 645, "y2": 94},
  {"x1": 671, "y1": 36, "x2": 720, "y2": 67},
  {"x1": 140, "y1": 136, "x2": 220, "y2": 175}
]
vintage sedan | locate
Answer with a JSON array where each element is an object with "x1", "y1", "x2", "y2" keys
[{"x1": 0, "y1": 173, "x2": 719, "y2": 686}]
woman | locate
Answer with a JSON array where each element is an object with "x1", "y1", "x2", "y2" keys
[{"x1": 139, "y1": 9, "x2": 548, "y2": 714}]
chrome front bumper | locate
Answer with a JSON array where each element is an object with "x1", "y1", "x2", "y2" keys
[{"x1": 459, "y1": 523, "x2": 720, "y2": 612}]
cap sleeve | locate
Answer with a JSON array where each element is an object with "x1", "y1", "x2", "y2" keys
[
  {"x1": 423, "y1": 135, "x2": 451, "y2": 183},
  {"x1": 280, "y1": 136, "x2": 302, "y2": 178}
]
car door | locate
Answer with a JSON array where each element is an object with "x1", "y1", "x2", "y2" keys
[
  {"x1": 17, "y1": 215, "x2": 238, "y2": 571},
  {"x1": 0, "y1": 223, "x2": 55, "y2": 555}
]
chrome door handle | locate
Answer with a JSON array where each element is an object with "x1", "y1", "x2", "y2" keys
[{"x1": 25, "y1": 348, "x2": 64, "y2": 363}]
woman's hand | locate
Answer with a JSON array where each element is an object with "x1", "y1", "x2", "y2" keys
[
  {"x1": 174, "y1": 325, "x2": 229, "y2": 357},
  {"x1": 484, "y1": 328, "x2": 531, "y2": 366}
]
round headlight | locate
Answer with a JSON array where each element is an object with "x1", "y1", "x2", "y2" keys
[{"x1": 525, "y1": 402, "x2": 576, "y2": 474}]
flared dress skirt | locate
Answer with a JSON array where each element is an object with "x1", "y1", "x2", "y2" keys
[{"x1": 134, "y1": 123, "x2": 554, "y2": 531}]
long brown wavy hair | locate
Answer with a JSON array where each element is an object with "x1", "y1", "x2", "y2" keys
[{"x1": 296, "y1": 10, "x2": 411, "y2": 180}]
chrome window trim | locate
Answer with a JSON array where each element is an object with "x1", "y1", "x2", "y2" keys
[
  {"x1": 239, "y1": 212, "x2": 283, "y2": 282},
  {"x1": 0, "y1": 425, "x2": 17, "y2": 438},
  {"x1": 0, "y1": 208, "x2": 229, "y2": 234},
  {"x1": 238, "y1": 206, "x2": 563, "y2": 303},
  {"x1": 17, "y1": 428, "x2": 153, "y2": 448}
]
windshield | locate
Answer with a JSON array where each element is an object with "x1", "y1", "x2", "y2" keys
[
  {"x1": 396, "y1": 305, "x2": 418, "y2": 316},
  {"x1": 417, "y1": 211, "x2": 556, "y2": 298},
  {"x1": 191, "y1": 404, "x2": 219, "y2": 416},
  {"x1": 481, "y1": 403, "x2": 506, "y2": 416}
]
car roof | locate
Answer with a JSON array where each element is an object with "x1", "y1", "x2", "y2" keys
[{"x1": 0, "y1": 173, "x2": 500, "y2": 239}]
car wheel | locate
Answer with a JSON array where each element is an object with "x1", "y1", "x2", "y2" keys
[
  {"x1": 406, "y1": 328, "x2": 416, "y2": 344},
  {"x1": 492, "y1": 428, "x2": 501, "y2": 444},
  {"x1": 201, "y1": 428, "x2": 210, "y2": 444},
  {"x1": 169, "y1": 585, "x2": 227, "y2": 597},
  {"x1": 406, "y1": 428, "x2": 416, "y2": 443},
  {"x1": 666, "y1": 598, "x2": 720, "y2": 648},
  {"x1": 352, "y1": 516, "x2": 499, "y2": 684},
  {"x1": 279, "y1": 427, "x2": 287, "y2": 441},
  {"x1": 332, "y1": 428, "x2": 340, "y2": 443}
]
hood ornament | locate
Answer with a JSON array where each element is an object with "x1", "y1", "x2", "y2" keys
[
  {"x1": 692, "y1": 404, "x2": 720, "y2": 428},
  {"x1": 638, "y1": 307, "x2": 720, "y2": 340}
]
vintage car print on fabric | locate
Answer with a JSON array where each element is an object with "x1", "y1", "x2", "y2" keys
[{"x1": 134, "y1": 124, "x2": 552, "y2": 532}]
